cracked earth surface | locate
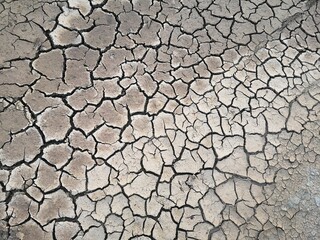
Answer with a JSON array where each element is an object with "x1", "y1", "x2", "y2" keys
[{"x1": 0, "y1": 0, "x2": 320, "y2": 239}]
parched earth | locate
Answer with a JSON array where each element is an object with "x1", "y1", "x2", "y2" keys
[{"x1": 0, "y1": 0, "x2": 320, "y2": 239}]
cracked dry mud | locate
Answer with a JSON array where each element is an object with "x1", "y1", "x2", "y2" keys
[{"x1": 0, "y1": 0, "x2": 320, "y2": 239}]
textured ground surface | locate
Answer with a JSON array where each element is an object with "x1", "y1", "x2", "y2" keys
[{"x1": 0, "y1": 0, "x2": 320, "y2": 239}]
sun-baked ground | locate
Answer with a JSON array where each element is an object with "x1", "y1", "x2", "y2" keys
[{"x1": 1, "y1": 0, "x2": 320, "y2": 239}]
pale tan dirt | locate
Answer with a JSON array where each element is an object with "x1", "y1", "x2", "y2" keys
[{"x1": 0, "y1": 0, "x2": 320, "y2": 239}]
